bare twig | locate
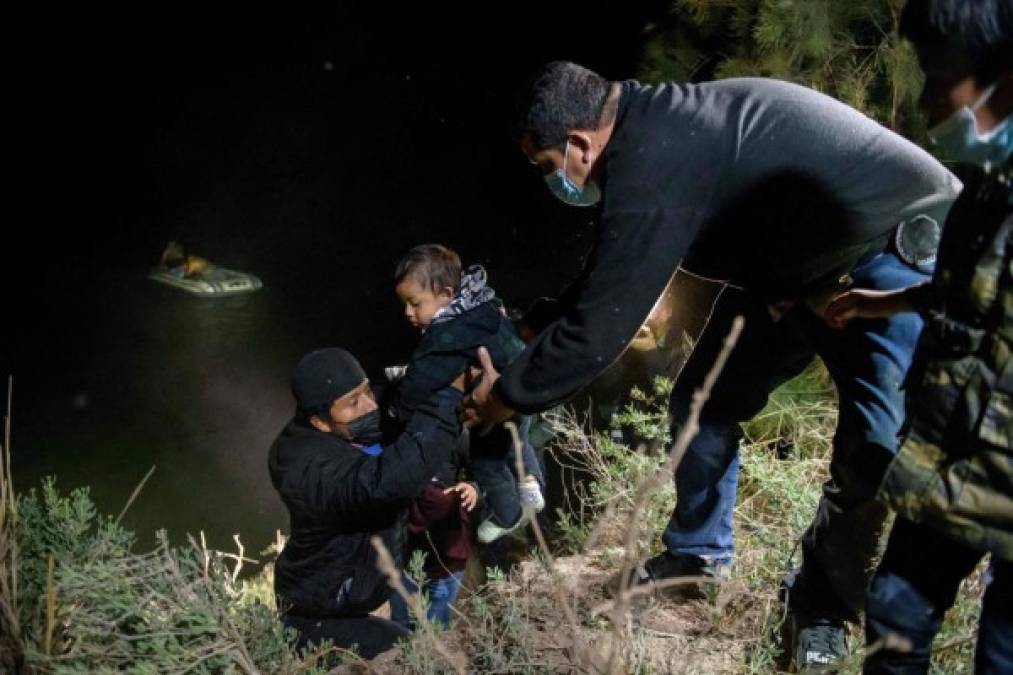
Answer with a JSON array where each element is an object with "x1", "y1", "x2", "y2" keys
[
  {"x1": 296, "y1": 644, "x2": 376, "y2": 672},
  {"x1": 189, "y1": 534, "x2": 261, "y2": 675},
  {"x1": 45, "y1": 554, "x2": 57, "y2": 656},
  {"x1": 588, "y1": 575, "x2": 721, "y2": 618},
  {"x1": 0, "y1": 376, "x2": 24, "y2": 673},
  {"x1": 863, "y1": 631, "x2": 914, "y2": 660},
  {"x1": 931, "y1": 634, "x2": 976, "y2": 655},
  {"x1": 115, "y1": 464, "x2": 157, "y2": 524},
  {"x1": 4, "y1": 376, "x2": 18, "y2": 614},
  {"x1": 504, "y1": 421, "x2": 590, "y2": 667},
  {"x1": 370, "y1": 535, "x2": 468, "y2": 675},
  {"x1": 219, "y1": 534, "x2": 257, "y2": 583},
  {"x1": 200, "y1": 531, "x2": 212, "y2": 578},
  {"x1": 607, "y1": 316, "x2": 745, "y2": 674}
]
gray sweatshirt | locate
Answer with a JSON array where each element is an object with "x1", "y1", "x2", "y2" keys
[{"x1": 498, "y1": 77, "x2": 961, "y2": 413}]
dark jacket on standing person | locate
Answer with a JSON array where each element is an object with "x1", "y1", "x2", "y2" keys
[
  {"x1": 268, "y1": 392, "x2": 460, "y2": 618},
  {"x1": 881, "y1": 159, "x2": 1013, "y2": 560},
  {"x1": 497, "y1": 77, "x2": 960, "y2": 413}
]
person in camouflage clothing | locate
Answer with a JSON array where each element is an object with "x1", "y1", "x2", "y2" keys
[{"x1": 824, "y1": 1, "x2": 1011, "y2": 671}]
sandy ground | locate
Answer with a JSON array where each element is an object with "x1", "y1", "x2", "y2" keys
[{"x1": 351, "y1": 545, "x2": 776, "y2": 675}]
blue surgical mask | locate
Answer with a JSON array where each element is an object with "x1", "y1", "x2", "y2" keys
[
  {"x1": 928, "y1": 83, "x2": 1012, "y2": 170},
  {"x1": 544, "y1": 141, "x2": 602, "y2": 207}
]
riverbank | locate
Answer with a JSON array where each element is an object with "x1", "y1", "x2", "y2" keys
[{"x1": 1, "y1": 364, "x2": 984, "y2": 673}]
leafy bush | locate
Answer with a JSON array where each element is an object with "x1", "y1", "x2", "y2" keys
[
  {"x1": 639, "y1": 0, "x2": 925, "y2": 135},
  {"x1": 2, "y1": 363, "x2": 984, "y2": 672},
  {"x1": 6, "y1": 479, "x2": 342, "y2": 674}
]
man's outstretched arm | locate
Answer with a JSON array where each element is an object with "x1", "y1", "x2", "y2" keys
[{"x1": 492, "y1": 205, "x2": 703, "y2": 416}]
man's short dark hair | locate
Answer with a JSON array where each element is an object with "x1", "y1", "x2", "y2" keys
[
  {"x1": 900, "y1": 0, "x2": 1013, "y2": 82},
  {"x1": 394, "y1": 244, "x2": 462, "y2": 294},
  {"x1": 513, "y1": 61, "x2": 616, "y2": 151}
]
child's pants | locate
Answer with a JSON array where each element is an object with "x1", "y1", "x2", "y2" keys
[
  {"x1": 864, "y1": 517, "x2": 1013, "y2": 674},
  {"x1": 469, "y1": 414, "x2": 544, "y2": 528}
]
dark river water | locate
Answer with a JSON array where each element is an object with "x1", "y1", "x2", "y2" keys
[
  {"x1": 7, "y1": 5, "x2": 670, "y2": 560},
  {"x1": 8, "y1": 197, "x2": 599, "y2": 560}
]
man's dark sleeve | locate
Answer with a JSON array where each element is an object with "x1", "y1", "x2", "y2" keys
[
  {"x1": 391, "y1": 349, "x2": 468, "y2": 422},
  {"x1": 497, "y1": 206, "x2": 704, "y2": 413},
  {"x1": 520, "y1": 257, "x2": 596, "y2": 334},
  {"x1": 302, "y1": 391, "x2": 462, "y2": 519},
  {"x1": 903, "y1": 280, "x2": 938, "y2": 318}
]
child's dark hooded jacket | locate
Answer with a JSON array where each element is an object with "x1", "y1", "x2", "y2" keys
[{"x1": 393, "y1": 265, "x2": 526, "y2": 423}]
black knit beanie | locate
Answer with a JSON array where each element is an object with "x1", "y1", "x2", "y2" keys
[{"x1": 291, "y1": 348, "x2": 367, "y2": 413}]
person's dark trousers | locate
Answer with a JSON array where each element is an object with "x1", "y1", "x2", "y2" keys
[
  {"x1": 665, "y1": 251, "x2": 927, "y2": 619},
  {"x1": 865, "y1": 517, "x2": 1013, "y2": 674},
  {"x1": 282, "y1": 612, "x2": 410, "y2": 659},
  {"x1": 389, "y1": 570, "x2": 464, "y2": 629},
  {"x1": 469, "y1": 413, "x2": 544, "y2": 528}
]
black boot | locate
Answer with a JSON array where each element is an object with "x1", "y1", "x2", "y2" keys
[{"x1": 609, "y1": 551, "x2": 730, "y2": 600}]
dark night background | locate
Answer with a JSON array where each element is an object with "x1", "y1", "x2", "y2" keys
[{"x1": 5, "y1": 5, "x2": 668, "y2": 556}]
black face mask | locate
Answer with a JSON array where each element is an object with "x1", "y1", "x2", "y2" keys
[{"x1": 345, "y1": 409, "x2": 383, "y2": 445}]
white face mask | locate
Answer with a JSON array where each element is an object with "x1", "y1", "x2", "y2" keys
[{"x1": 928, "y1": 83, "x2": 1012, "y2": 170}]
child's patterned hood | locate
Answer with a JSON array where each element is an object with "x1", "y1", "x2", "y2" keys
[{"x1": 431, "y1": 265, "x2": 496, "y2": 325}]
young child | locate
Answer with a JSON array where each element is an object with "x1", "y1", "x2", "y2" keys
[
  {"x1": 391, "y1": 244, "x2": 545, "y2": 543},
  {"x1": 824, "y1": 1, "x2": 1011, "y2": 670}
]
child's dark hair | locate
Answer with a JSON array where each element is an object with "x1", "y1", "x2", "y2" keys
[{"x1": 394, "y1": 244, "x2": 462, "y2": 294}]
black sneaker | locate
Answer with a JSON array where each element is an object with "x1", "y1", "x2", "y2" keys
[
  {"x1": 608, "y1": 552, "x2": 730, "y2": 599},
  {"x1": 791, "y1": 614, "x2": 848, "y2": 673},
  {"x1": 779, "y1": 568, "x2": 849, "y2": 673}
]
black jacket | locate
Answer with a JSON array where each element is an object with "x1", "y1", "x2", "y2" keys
[
  {"x1": 268, "y1": 391, "x2": 460, "y2": 618},
  {"x1": 498, "y1": 77, "x2": 959, "y2": 413},
  {"x1": 393, "y1": 301, "x2": 525, "y2": 423}
]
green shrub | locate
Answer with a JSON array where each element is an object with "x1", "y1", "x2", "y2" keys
[
  {"x1": 10, "y1": 478, "x2": 342, "y2": 674},
  {"x1": 639, "y1": 0, "x2": 926, "y2": 136},
  {"x1": 4, "y1": 364, "x2": 984, "y2": 672}
]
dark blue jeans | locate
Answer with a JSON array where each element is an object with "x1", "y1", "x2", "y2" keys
[
  {"x1": 665, "y1": 251, "x2": 928, "y2": 619},
  {"x1": 389, "y1": 570, "x2": 464, "y2": 629},
  {"x1": 865, "y1": 518, "x2": 1013, "y2": 674},
  {"x1": 469, "y1": 414, "x2": 545, "y2": 528}
]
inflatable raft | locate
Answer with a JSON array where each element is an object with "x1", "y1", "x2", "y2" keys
[{"x1": 148, "y1": 266, "x2": 263, "y2": 296}]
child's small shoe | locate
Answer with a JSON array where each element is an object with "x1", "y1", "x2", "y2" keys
[
  {"x1": 477, "y1": 511, "x2": 532, "y2": 544},
  {"x1": 475, "y1": 478, "x2": 544, "y2": 543},
  {"x1": 384, "y1": 364, "x2": 408, "y2": 382},
  {"x1": 518, "y1": 475, "x2": 545, "y2": 513}
]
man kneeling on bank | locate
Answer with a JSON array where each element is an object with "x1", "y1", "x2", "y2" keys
[{"x1": 268, "y1": 347, "x2": 464, "y2": 658}]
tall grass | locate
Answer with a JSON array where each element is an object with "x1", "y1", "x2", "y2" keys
[
  {"x1": 0, "y1": 381, "x2": 345, "y2": 674},
  {"x1": 2, "y1": 357, "x2": 985, "y2": 673}
]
